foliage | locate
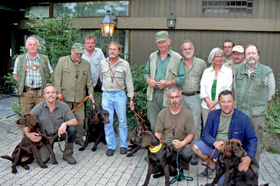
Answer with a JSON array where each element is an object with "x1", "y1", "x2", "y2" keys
[
  {"x1": 266, "y1": 147, "x2": 279, "y2": 154},
  {"x1": 11, "y1": 99, "x2": 22, "y2": 117},
  {"x1": 265, "y1": 81, "x2": 280, "y2": 134},
  {"x1": 0, "y1": 73, "x2": 17, "y2": 95}
]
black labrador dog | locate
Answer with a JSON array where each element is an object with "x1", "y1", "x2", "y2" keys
[
  {"x1": 79, "y1": 108, "x2": 109, "y2": 151},
  {"x1": 127, "y1": 119, "x2": 151, "y2": 157},
  {"x1": 134, "y1": 130, "x2": 177, "y2": 186},
  {"x1": 1, "y1": 114, "x2": 58, "y2": 173}
]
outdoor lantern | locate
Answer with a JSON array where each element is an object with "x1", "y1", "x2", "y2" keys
[
  {"x1": 167, "y1": 13, "x2": 176, "y2": 28},
  {"x1": 100, "y1": 10, "x2": 116, "y2": 41}
]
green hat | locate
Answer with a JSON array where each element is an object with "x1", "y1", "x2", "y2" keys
[
  {"x1": 72, "y1": 43, "x2": 84, "y2": 54},
  {"x1": 155, "y1": 31, "x2": 169, "y2": 43}
]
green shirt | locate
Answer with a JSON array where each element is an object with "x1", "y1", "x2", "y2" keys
[
  {"x1": 215, "y1": 113, "x2": 232, "y2": 141},
  {"x1": 211, "y1": 79, "x2": 217, "y2": 101}
]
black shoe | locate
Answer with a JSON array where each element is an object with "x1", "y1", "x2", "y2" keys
[
  {"x1": 190, "y1": 155, "x2": 198, "y2": 165},
  {"x1": 120, "y1": 147, "x2": 127, "y2": 155},
  {"x1": 106, "y1": 149, "x2": 115, "y2": 156},
  {"x1": 199, "y1": 167, "x2": 215, "y2": 179}
]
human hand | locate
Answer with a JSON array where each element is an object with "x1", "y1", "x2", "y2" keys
[
  {"x1": 146, "y1": 77, "x2": 158, "y2": 88},
  {"x1": 213, "y1": 141, "x2": 224, "y2": 150},
  {"x1": 58, "y1": 123, "x2": 67, "y2": 137},
  {"x1": 89, "y1": 94, "x2": 94, "y2": 100},
  {"x1": 27, "y1": 132, "x2": 42, "y2": 142},
  {"x1": 238, "y1": 156, "x2": 251, "y2": 172},
  {"x1": 172, "y1": 140, "x2": 184, "y2": 149},
  {"x1": 157, "y1": 80, "x2": 169, "y2": 89},
  {"x1": 129, "y1": 100, "x2": 135, "y2": 111}
]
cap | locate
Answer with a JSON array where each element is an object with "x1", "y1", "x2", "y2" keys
[
  {"x1": 155, "y1": 31, "x2": 169, "y2": 43},
  {"x1": 72, "y1": 43, "x2": 84, "y2": 54},
  {"x1": 232, "y1": 45, "x2": 244, "y2": 53}
]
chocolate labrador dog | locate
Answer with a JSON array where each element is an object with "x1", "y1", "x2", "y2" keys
[
  {"x1": 134, "y1": 130, "x2": 177, "y2": 186},
  {"x1": 79, "y1": 108, "x2": 109, "y2": 151},
  {"x1": 126, "y1": 119, "x2": 151, "y2": 157},
  {"x1": 205, "y1": 139, "x2": 261, "y2": 186},
  {"x1": 1, "y1": 114, "x2": 58, "y2": 173}
]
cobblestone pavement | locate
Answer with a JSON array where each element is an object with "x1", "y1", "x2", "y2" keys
[{"x1": 0, "y1": 97, "x2": 279, "y2": 186}]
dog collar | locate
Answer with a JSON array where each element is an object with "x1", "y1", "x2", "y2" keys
[{"x1": 149, "y1": 140, "x2": 162, "y2": 153}]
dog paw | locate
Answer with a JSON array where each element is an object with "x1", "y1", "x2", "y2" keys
[
  {"x1": 91, "y1": 147, "x2": 97, "y2": 151},
  {"x1": 40, "y1": 164, "x2": 48, "y2": 168},
  {"x1": 52, "y1": 160, "x2": 58, "y2": 165},
  {"x1": 23, "y1": 165, "x2": 30, "y2": 170},
  {"x1": 12, "y1": 168, "x2": 17, "y2": 174},
  {"x1": 79, "y1": 147, "x2": 85, "y2": 151}
]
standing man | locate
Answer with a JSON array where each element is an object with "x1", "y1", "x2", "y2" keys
[
  {"x1": 54, "y1": 43, "x2": 94, "y2": 146},
  {"x1": 234, "y1": 44, "x2": 275, "y2": 174},
  {"x1": 224, "y1": 45, "x2": 246, "y2": 69},
  {"x1": 82, "y1": 33, "x2": 105, "y2": 92},
  {"x1": 193, "y1": 90, "x2": 257, "y2": 185},
  {"x1": 155, "y1": 85, "x2": 194, "y2": 170},
  {"x1": 180, "y1": 39, "x2": 207, "y2": 165},
  {"x1": 99, "y1": 41, "x2": 134, "y2": 156},
  {"x1": 26, "y1": 84, "x2": 78, "y2": 164},
  {"x1": 144, "y1": 31, "x2": 185, "y2": 132},
  {"x1": 222, "y1": 39, "x2": 234, "y2": 64},
  {"x1": 13, "y1": 36, "x2": 53, "y2": 115}
]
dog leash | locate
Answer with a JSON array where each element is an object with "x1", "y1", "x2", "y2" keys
[
  {"x1": 169, "y1": 149, "x2": 193, "y2": 184},
  {"x1": 206, "y1": 148, "x2": 217, "y2": 183},
  {"x1": 58, "y1": 133, "x2": 68, "y2": 153}
]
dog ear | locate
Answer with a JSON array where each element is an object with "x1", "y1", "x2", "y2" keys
[
  {"x1": 224, "y1": 141, "x2": 233, "y2": 158},
  {"x1": 140, "y1": 131, "x2": 152, "y2": 147}
]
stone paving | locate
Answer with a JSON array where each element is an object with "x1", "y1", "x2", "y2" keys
[{"x1": 0, "y1": 96, "x2": 279, "y2": 186}]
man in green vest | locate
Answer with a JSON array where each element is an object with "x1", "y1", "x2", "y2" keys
[
  {"x1": 144, "y1": 31, "x2": 185, "y2": 132},
  {"x1": 234, "y1": 44, "x2": 275, "y2": 175},
  {"x1": 54, "y1": 43, "x2": 94, "y2": 146},
  {"x1": 13, "y1": 36, "x2": 53, "y2": 116}
]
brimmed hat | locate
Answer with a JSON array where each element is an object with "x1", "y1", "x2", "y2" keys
[
  {"x1": 72, "y1": 43, "x2": 84, "y2": 54},
  {"x1": 232, "y1": 45, "x2": 244, "y2": 53},
  {"x1": 155, "y1": 31, "x2": 169, "y2": 43}
]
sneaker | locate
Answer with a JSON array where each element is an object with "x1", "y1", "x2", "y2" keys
[
  {"x1": 106, "y1": 149, "x2": 115, "y2": 156},
  {"x1": 120, "y1": 147, "x2": 128, "y2": 155},
  {"x1": 190, "y1": 154, "x2": 198, "y2": 165},
  {"x1": 199, "y1": 166, "x2": 215, "y2": 179}
]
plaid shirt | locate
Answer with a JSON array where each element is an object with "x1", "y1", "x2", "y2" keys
[
  {"x1": 181, "y1": 57, "x2": 207, "y2": 93},
  {"x1": 13, "y1": 54, "x2": 53, "y2": 88}
]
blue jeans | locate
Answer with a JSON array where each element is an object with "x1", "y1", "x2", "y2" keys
[{"x1": 102, "y1": 91, "x2": 128, "y2": 150}]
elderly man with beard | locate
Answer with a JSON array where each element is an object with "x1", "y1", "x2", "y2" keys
[
  {"x1": 155, "y1": 85, "x2": 194, "y2": 171},
  {"x1": 234, "y1": 44, "x2": 275, "y2": 175},
  {"x1": 180, "y1": 40, "x2": 207, "y2": 165}
]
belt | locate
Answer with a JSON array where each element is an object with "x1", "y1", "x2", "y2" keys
[
  {"x1": 24, "y1": 86, "x2": 42, "y2": 91},
  {"x1": 25, "y1": 65, "x2": 40, "y2": 71},
  {"x1": 182, "y1": 91, "x2": 200, "y2": 96}
]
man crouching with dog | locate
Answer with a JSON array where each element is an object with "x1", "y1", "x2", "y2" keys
[
  {"x1": 155, "y1": 85, "x2": 195, "y2": 172},
  {"x1": 24, "y1": 84, "x2": 78, "y2": 164}
]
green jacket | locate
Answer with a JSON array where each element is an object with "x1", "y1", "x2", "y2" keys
[
  {"x1": 147, "y1": 50, "x2": 182, "y2": 107},
  {"x1": 54, "y1": 56, "x2": 94, "y2": 103},
  {"x1": 16, "y1": 53, "x2": 50, "y2": 96},
  {"x1": 235, "y1": 62, "x2": 272, "y2": 117}
]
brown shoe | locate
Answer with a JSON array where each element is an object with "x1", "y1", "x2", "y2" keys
[{"x1": 63, "y1": 143, "x2": 77, "y2": 164}]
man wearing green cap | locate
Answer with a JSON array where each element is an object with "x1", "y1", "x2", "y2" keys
[
  {"x1": 54, "y1": 43, "x2": 94, "y2": 147},
  {"x1": 144, "y1": 31, "x2": 185, "y2": 132}
]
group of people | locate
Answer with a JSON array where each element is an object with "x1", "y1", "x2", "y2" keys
[{"x1": 13, "y1": 30, "x2": 275, "y2": 184}]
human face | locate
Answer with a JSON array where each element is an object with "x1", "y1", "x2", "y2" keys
[
  {"x1": 43, "y1": 86, "x2": 57, "y2": 104},
  {"x1": 157, "y1": 39, "x2": 171, "y2": 53},
  {"x1": 219, "y1": 94, "x2": 234, "y2": 116},
  {"x1": 25, "y1": 39, "x2": 39, "y2": 55},
  {"x1": 182, "y1": 42, "x2": 194, "y2": 59},
  {"x1": 245, "y1": 46, "x2": 259, "y2": 66},
  {"x1": 84, "y1": 38, "x2": 96, "y2": 53},
  {"x1": 223, "y1": 42, "x2": 233, "y2": 57},
  {"x1": 213, "y1": 52, "x2": 223, "y2": 67},
  {"x1": 108, "y1": 43, "x2": 120, "y2": 59},
  {"x1": 71, "y1": 49, "x2": 83, "y2": 63},
  {"x1": 232, "y1": 51, "x2": 245, "y2": 65},
  {"x1": 168, "y1": 89, "x2": 182, "y2": 109}
]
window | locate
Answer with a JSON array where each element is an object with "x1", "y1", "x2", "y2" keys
[
  {"x1": 27, "y1": 5, "x2": 49, "y2": 18},
  {"x1": 53, "y1": 1, "x2": 129, "y2": 17},
  {"x1": 202, "y1": 0, "x2": 253, "y2": 14}
]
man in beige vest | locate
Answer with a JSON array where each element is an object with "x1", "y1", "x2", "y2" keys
[{"x1": 144, "y1": 31, "x2": 185, "y2": 132}]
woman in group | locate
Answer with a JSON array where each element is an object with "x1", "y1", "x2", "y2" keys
[{"x1": 200, "y1": 47, "x2": 232, "y2": 126}]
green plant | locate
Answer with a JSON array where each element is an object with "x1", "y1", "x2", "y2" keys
[
  {"x1": 266, "y1": 147, "x2": 279, "y2": 154},
  {"x1": 11, "y1": 99, "x2": 22, "y2": 117}
]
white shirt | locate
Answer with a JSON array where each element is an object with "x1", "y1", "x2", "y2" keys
[
  {"x1": 82, "y1": 47, "x2": 105, "y2": 87},
  {"x1": 200, "y1": 65, "x2": 233, "y2": 109}
]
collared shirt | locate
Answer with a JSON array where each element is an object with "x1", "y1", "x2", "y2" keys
[
  {"x1": 144, "y1": 50, "x2": 185, "y2": 85},
  {"x1": 246, "y1": 62, "x2": 275, "y2": 101},
  {"x1": 99, "y1": 57, "x2": 134, "y2": 98},
  {"x1": 181, "y1": 57, "x2": 207, "y2": 93},
  {"x1": 31, "y1": 100, "x2": 75, "y2": 135},
  {"x1": 200, "y1": 65, "x2": 233, "y2": 109},
  {"x1": 13, "y1": 54, "x2": 53, "y2": 88},
  {"x1": 82, "y1": 47, "x2": 105, "y2": 87}
]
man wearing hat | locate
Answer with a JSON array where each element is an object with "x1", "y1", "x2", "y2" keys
[
  {"x1": 224, "y1": 45, "x2": 245, "y2": 69},
  {"x1": 54, "y1": 43, "x2": 94, "y2": 146},
  {"x1": 144, "y1": 31, "x2": 185, "y2": 132}
]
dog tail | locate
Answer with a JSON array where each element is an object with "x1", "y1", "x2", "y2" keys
[{"x1": 1, "y1": 155, "x2": 13, "y2": 162}]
